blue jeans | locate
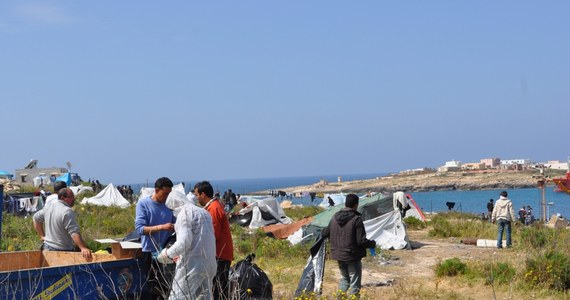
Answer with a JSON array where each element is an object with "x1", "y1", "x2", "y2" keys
[
  {"x1": 497, "y1": 219, "x2": 512, "y2": 248},
  {"x1": 338, "y1": 260, "x2": 362, "y2": 296}
]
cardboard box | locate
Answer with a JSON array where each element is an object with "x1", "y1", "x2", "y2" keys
[{"x1": 95, "y1": 239, "x2": 142, "y2": 259}]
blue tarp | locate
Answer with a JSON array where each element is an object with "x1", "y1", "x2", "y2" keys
[
  {"x1": 55, "y1": 173, "x2": 72, "y2": 186},
  {"x1": 0, "y1": 170, "x2": 12, "y2": 177}
]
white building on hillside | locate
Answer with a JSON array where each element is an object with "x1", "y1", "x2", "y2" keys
[
  {"x1": 438, "y1": 160, "x2": 462, "y2": 172},
  {"x1": 544, "y1": 160, "x2": 570, "y2": 171},
  {"x1": 500, "y1": 159, "x2": 531, "y2": 166}
]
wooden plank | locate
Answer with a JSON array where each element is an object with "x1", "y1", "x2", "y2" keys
[
  {"x1": 41, "y1": 251, "x2": 117, "y2": 267},
  {"x1": 0, "y1": 251, "x2": 42, "y2": 272}
]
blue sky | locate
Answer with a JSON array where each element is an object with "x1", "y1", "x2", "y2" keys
[{"x1": 1, "y1": 1, "x2": 568, "y2": 184}]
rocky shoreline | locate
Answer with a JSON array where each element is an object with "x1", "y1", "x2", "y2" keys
[{"x1": 255, "y1": 170, "x2": 557, "y2": 195}]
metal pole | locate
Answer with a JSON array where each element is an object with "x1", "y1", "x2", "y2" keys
[
  {"x1": 542, "y1": 184, "x2": 546, "y2": 221},
  {"x1": 0, "y1": 184, "x2": 3, "y2": 252}
]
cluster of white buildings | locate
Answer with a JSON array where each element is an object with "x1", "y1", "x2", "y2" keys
[{"x1": 437, "y1": 158, "x2": 569, "y2": 172}]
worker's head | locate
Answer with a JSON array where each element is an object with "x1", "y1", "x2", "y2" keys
[
  {"x1": 345, "y1": 193, "x2": 359, "y2": 209},
  {"x1": 500, "y1": 191, "x2": 508, "y2": 197},
  {"x1": 54, "y1": 181, "x2": 67, "y2": 193},
  {"x1": 194, "y1": 181, "x2": 214, "y2": 206},
  {"x1": 58, "y1": 188, "x2": 75, "y2": 207},
  {"x1": 153, "y1": 177, "x2": 173, "y2": 203}
]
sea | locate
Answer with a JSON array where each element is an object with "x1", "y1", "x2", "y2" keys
[{"x1": 126, "y1": 173, "x2": 570, "y2": 219}]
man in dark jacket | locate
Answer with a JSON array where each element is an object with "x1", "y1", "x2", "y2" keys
[{"x1": 321, "y1": 194, "x2": 376, "y2": 296}]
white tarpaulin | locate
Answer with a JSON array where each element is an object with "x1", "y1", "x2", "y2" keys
[
  {"x1": 239, "y1": 197, "x2": 292, "y2": 228},
  {"x1": 318, "y1": 193, "x2": 346, "y2": 208},
  {"x1": 82, "y1": 183, "x2": 130, "y2": 208},
  {"x1": 364, "y1": 210, "x2": 410, "y2": 250},
  {"x1": 138, "y1": 182, "x2": 185, "y2": 202},
  {"x1": 70, "y1": 185, "x2": 94, "y2": 195}
]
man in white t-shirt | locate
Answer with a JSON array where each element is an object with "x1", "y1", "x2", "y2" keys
[{"x1": 44, "y1": 181, "x2": 67, "y2": 206}]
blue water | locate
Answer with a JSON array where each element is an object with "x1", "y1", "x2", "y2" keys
[
  {"x1": 125, "y1": 174, "x2": 570, "y2": 219},
  {"x1": 412, "y1": 188, "x2": 570, "y2": 219},
  {"x1": 126, "y1": 173, "x2": 386, "y2": 197}
]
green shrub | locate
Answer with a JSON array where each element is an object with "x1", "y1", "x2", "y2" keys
[
  {"x1": 428, "y1": 213, "x2": 495, "y2": 239},
  {"x1": 404, "y1": 216, "x2": 426, "y2": 230},
  {"x1": 428, "y1": 217, "x2": 458, "y2": 238},
  {"x1": 517, "y1": 225, "x2": 570, "y2": 251},
  {"x1": 284, "y1": 206, "x2": 324, "y2": 221},
  {"x1": 523, "y1": 251, "x2": 570, "y2": 291},
  {"x1": 435, "y1": 258, "x2": 467, "y2": 277},
  {"x1": 469, "y1": 261, "x2": 516, "y2": 285}
]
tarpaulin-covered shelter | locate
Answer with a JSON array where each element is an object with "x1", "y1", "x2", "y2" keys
[
  {"x1": 0, "y1": 170, "x2": 13, "y2": 179},
  {"x1": 317, "y1": 193, "x2": 346, "y2": 208},
  {"x1": 304, "y1": 192, "x2": 425, "y2": 250},
  {"x1": 234, "y1": 197, "x2": 292, "y2": 229},
  {"x1": 138, "y1": 183, "x2": 185, "y2": 202},
  {"x1": 81, "y1": 183, "x2": 130, "y2": 208},
  {"x1": 69, "y1": 185, "x2": 94, "y2": 196},
  {"x1": 55, "y1": 173, "x2": 72, "y2": 187}
]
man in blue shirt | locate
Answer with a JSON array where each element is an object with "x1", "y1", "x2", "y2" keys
[{"x1": 135, "y1": 177, "x2": 176, "y2": 300}]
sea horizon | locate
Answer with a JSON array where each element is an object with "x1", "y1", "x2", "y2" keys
[{"x1": 124, "y1": 172, "x2": 391, "y2": 195}]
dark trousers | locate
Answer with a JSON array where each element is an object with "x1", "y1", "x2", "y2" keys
[
  {"x1": 213, "y1": 259, "x2": 231, "y2": 300},
  {"x1": 141, "y1": 252, "x2": 173, "y2": 300}
]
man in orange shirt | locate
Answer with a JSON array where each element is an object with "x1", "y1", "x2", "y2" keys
[{"x1": 194, "y1": 181, "x2": 234, "y2": 300}]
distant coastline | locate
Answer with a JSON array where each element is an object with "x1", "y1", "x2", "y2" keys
[{"x1": 253, "y1": 170, "x2": 564, "y2": 195}]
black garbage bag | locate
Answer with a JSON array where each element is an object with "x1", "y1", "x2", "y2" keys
[{"x1": 229, "y1": 253, "x2": 273, "y2": 299}]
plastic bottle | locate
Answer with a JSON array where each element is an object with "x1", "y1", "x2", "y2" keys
[{"x1": 369, "y1": 247, "x2": 376, "y2": 257}]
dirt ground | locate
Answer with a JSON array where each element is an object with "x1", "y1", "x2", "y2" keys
[{"x1": 302, "y1": 229, "x2": 550, "y2": 300}]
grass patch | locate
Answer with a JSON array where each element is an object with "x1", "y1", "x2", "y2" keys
[
  {"x1": 404, "y1": 216, "x2": 426, "y2": 230},
  {"x1": 284, "y1": 206, "x2": 324, "y2": 221},
  {"x1": 435, "y1": 258, "x2": 467, "y2": 277},
  {"x1": 428, "y1": 212, "x2": 496, "y2": 239}
]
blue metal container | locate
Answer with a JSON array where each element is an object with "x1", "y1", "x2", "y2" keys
[{"x1": 0, "y1": 251, "x2": 146, "y2": 299}]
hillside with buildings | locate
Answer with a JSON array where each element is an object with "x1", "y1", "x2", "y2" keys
[{"x1": 272, "y1": 157, "x2": 569, "y2": 195}]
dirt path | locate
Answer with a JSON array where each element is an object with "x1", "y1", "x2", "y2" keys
[{"x1": 316, "y1": 230, "x2": 534, "y2": 300}]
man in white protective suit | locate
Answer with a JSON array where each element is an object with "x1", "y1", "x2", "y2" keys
[{"x1": 157, "y1": 202, "x2": 217, "y2": 299}]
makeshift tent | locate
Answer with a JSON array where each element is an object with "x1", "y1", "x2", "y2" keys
[
  {"x1": 0, "y1": 170, "x2": 13, "y2": 178},
  {"x1": 317, "y1": 193, "x2": 346, "y2": 208},
  {"x1": 81, "y1": 183, "x2": 130, "y2": 208},
  {"x1": 295, "y1": 236, "x2": 326, "y2": 296},
  {"x1": 138, "y1": 183, "x2": 185, "y2": 202},
  {"x1": 32, "y1": 175, "x2": 50, "y2": 187},
  {"x1": 69, "y1": 185, "x2": 94, "y2": 196},
  {"x1": 304, "y1": 192, "x2": 425, "y2": 250},
  {"x1": 237, "y1": 195, "x2": 269, "y2": 205},
  {"x1": 235, "y1": 197, "x2": 292, "y2": 229},
  {"x1": 55, "y1": 173, "x2": 72, "y2": 187}
]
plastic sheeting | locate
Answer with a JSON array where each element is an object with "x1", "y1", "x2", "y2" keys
[
  {"x1": 138, "y1": 183, "x2": 185, "y2": 202},
  {"x1": 81, "y1": 183, "x2": 130, "y2": 208},
  {"x1": 166, "y1": 190, "x2": 193, "y2": 217},
  {"x1": 55, "y1": 173, "x2": 72, "y2": 186},
  {"x1": 364, "y1": 210, "x2": 410, "y2": 250},
  {"x1": 295, "y1": 236, "x2": 326, "y2": 296},
  {"x1": 317, "y1": 193, "x2": 346, "y2": 208},
  {"x1": 229, "y1": 254, "x2": 273, "y2": 299},
  {"x1": 69, "y1": 185, "x2": 94, "y2": 196},
  {"x1": 238, "y1": 197, "x2": 292, "y2": 229}
]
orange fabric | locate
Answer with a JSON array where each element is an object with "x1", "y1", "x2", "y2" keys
[
  {"x1": 262, "y1": 217, "x2": 313, "y2": 239},
  {"x1": 205, "y1": 199, "x2": 234, "y2": 261}
]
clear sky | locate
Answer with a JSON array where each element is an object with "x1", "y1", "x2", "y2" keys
[{"x1": 1, "y1": 1, "x2": 568, "y2": 184}]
